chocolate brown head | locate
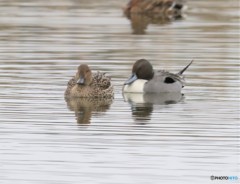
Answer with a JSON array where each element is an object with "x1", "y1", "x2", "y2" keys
[
  {"x1": 124, "y1": 59, "x2": 154, "y2": 85},
  {"x1": 132, "y1": 59, "x2": 154, "y2": 80},
  {"x1": 75, "y1": 64, "x2": 93, "y2": 86}
]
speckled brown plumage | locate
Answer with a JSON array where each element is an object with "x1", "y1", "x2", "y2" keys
[
  {"x1": 65, "y1": 66, "x2": 114, "y2": 98},
  {"x1": 124, "y1": 0, "x2": 185, "y2": 19}
]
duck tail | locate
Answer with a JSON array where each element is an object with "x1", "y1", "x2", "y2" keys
[{"x1": 178, "y1": 59, "x2": 194, "y2": 75}]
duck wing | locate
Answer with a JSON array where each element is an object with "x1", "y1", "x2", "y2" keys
[
  {"x1": 125, "y1": 0, "x2": 185, "y2": 16},
  {"x1": 144, "y1": 0, "x2": 185, "y2": 20},
  {"x1": 156, "y1": 59, "x2": 193, "y2": 86},
  {"x1": 156, "y1": 70, "x2": 185, "y2": 85},
  {"x1": 65, "y1": 77, "x2": 76, "y2": 97},
  {"x1": 92, "y1": 72, "x2": 112, "y2": 90},
  {"x1": 143, "y1": 60, "x2": 193, "y2": 93},
  {"x1": 91, "y1": 72, "x2": 114, "y2": 98},
  {"x1": 144, "y1": 70, "x2": 184, "y2": 93}
]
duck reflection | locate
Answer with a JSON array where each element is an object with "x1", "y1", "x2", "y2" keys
[
  {"x1": 127, "y1": 13, "x2": 178, "y2": 34},
  {"x1": 65, "y1": 97, "x2": 113, "y2": 125},
  {"x1": 123, "y1": 92, "x2": 184, "y2": 123}
]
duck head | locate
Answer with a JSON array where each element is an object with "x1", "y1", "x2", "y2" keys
[
  {"x1": 75, "y1": 64, "x2": 93, "y2": 86},
  {"x1": 124, "y1": 59, "x2": 154, "y2": 85}
]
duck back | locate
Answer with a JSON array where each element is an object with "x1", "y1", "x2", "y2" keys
[
  {"x1": 124, "y1": 0, "x2": 185, "y2": 19},
  {"x1": 144, "y1": 70, "x2": 184, "y2": 93}
]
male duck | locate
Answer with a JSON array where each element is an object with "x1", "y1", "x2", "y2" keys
[
  {"x1": 65, "y1": 64, "x2": 114, "y2": 98},
  {"x1": 123, "y1": 59, "x2": 193, "y2": 93},
  {"x1": 124, "y1": 0, "x2": 185, "y2": 19}
]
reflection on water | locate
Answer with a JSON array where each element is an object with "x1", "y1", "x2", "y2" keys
[
  {"x1": 123, "y1": 92, "x2": 184, "y2": 123},
  {"x1": 65, "y1": 97, "x2": 113, "y2": 125},
  {"x1": 123, "y1": 92, "x2": 184, "y2": 104},
  {"x1": 125, "y1": 10, "x2": 185, "y2": 34},
  {"x1": 126, "y1": 13, "x2": 181, "y2": 34},
  {"x1": 0, "y1": 0, "x2": 239, "y2": 184}
]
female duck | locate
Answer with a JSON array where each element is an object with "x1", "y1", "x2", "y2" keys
[
  {"x1": 123, "y1": 59, "x2": 193, "y2": 93},
  {"x1": 124, "y1": 0, "x2": 185, "y2": 19},
  {"x1": 65, "y1": 64, "x2": 114, "y2": 98}
]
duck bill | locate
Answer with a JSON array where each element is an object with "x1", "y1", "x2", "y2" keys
[
  {"x1": 77, "y1": 77, "x2": 85, "y2": 85},
  {"x1": 124, "y1": 74, "x2": 137, "y2": 85}
]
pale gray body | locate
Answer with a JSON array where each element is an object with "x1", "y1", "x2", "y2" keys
[{"x1": 144, "y1": 70, "x2": 184, "y2": 93}]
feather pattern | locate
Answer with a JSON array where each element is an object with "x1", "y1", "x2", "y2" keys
[
  {"x1": 124, "y1": 0, "x2": 185, "y2": 19},
  {"x1": 65, "y1": 65, "x2": 114, "y2": 98}
]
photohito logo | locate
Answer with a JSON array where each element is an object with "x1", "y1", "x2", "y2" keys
[{"x1": 210, "y1": 175, "x2": 238, "y2": 181}]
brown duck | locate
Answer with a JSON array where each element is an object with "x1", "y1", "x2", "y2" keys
[
  {"x1": 65, "y1": 64, "x2": 114, "y2": 98},
  {"x1": 124, "y1": 0, "x2": 185, "y2": 19}
]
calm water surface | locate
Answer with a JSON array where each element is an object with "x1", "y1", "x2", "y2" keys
[{"x1": 0, "y1": 0, "x2": 239, "y2": 184}]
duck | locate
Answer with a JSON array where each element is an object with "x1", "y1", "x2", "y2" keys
[
  {"x1": 123, "y1": 59, "x2": 193, "y2": 93},
  {"x1": 64, "y1": 64, "x2": 114, "y2": 98},
  {"x1": 124, "y1": 0, "x2": 185, "y2": 19}
]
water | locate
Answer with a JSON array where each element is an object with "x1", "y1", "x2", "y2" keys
[{"x1": 0, "y1": 0, "x2": 239, "y2": 183}]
